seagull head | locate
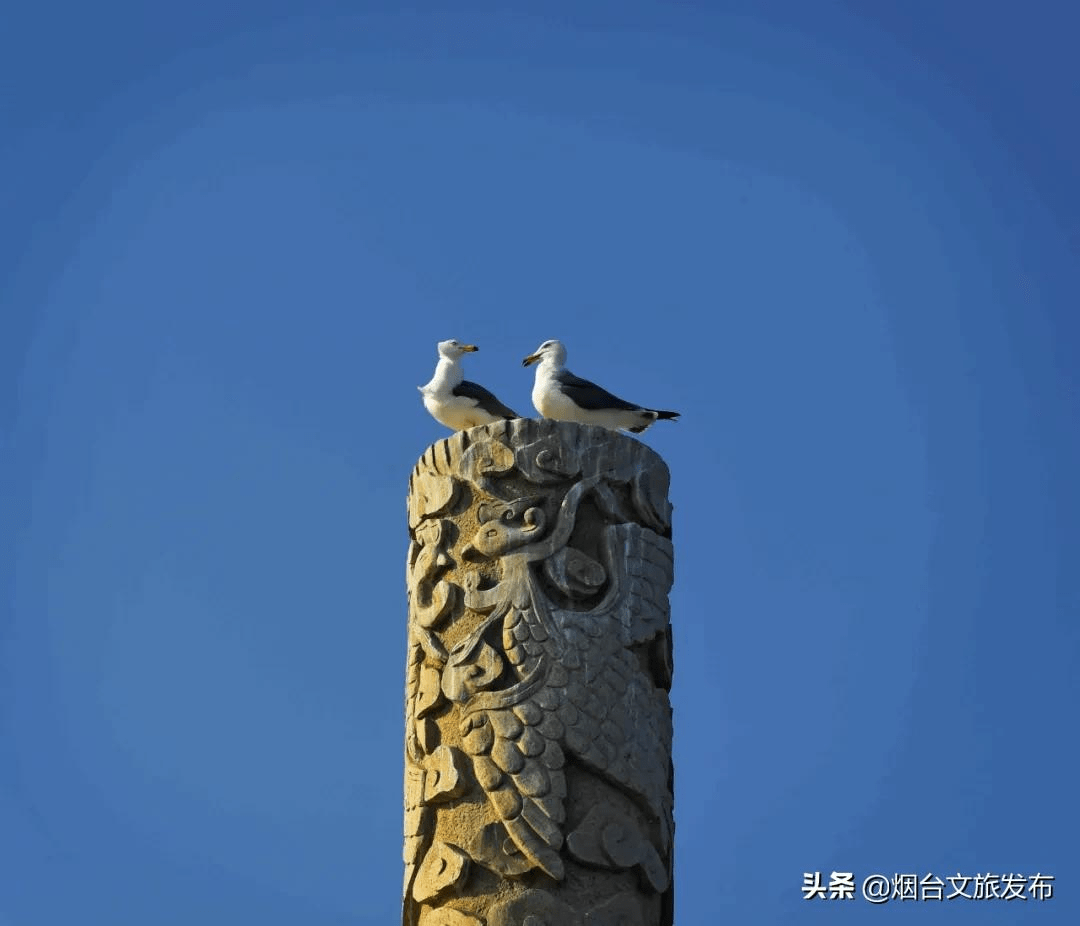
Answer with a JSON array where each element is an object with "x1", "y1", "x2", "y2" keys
[
  {"x1": 522, "y1": 339, "x2": 566, "y2": 368},
  {"x1": 437, "y1": 339, "x2": 479, "y2": 360}
]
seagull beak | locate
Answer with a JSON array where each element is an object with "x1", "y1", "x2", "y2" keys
[
  {"x1": 461, "y1": 344, "x2": 479, "y2": 352},
  {"x1": 522, "y1": 353, "x2": 540, "y2": 367}
]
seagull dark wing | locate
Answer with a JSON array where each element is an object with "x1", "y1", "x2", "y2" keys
[
  {"x1": 452, "y1": 379, "x2": 520, "y2": 419},
  {"x1": 553, "y1": 369, "x2": 642, "y2": 412}
]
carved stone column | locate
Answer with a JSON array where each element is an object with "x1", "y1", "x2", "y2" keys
[{"x1": 404, "y1": 419, "x2": 675, "y2": 926}]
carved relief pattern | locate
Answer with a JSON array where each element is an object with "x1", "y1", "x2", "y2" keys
[{"x1": 404, "y1": 420, "x2": 675, "y2": 926}]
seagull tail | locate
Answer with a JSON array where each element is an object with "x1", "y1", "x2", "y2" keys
[{"x1": 652, "y1": 410, "x2": 680, "y2": 421}]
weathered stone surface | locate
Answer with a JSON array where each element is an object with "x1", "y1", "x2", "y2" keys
[
  {"x1": 413, "y1": 840, "x2": 469, "y2": 903},
  {"x1": 420, "y1": 909, "x2": 483, "y2": 926},
  {"x1": 567, "y1": 804, "x2": 670, "y2": 893},
  {"x1": 404, "y1": 420, "x2": 675, "y2": 926},
  {"x1": 423, "y1": 745, "x2": 468, "y2": 803}
]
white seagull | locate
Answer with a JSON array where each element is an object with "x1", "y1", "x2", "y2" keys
[
  {"x1": 522, "y1": 339, "x2": 680, "y2": 433},
  {"x1": 419, "y1": 339, "x2": 520, "y2": 431}
]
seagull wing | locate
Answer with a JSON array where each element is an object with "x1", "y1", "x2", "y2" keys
[
  {"x1": 553, "y1": 369, "x2": 642, "y2": 412},
  {"x1": 453, "y1": 379, "x2": 520, "y2": 419}
]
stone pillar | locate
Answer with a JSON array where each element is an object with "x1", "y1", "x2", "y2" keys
[{"x1": 404, "y1": 419, "x2": 675, "y2": 926}]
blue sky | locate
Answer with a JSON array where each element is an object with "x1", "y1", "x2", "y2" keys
[{"x1": 3, "y1": 2, "x2": 1078, "y2": 923}]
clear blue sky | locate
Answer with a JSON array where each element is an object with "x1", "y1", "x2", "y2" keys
[{"x1": 3, "y1": 2, "x2": 1078, "y2": 923}]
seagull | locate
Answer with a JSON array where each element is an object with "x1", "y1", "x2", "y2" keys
[
  {"x1": 419, "y1": 339, "x2": 520, "y2": 431},
  {"x1": 522, "y1": 339, "x2": 680, "y2": 433}
]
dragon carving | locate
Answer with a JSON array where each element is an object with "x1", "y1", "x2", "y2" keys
[{"x1": 404, "y1": 420, "x2": 674, "y2": 926}]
